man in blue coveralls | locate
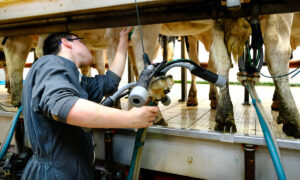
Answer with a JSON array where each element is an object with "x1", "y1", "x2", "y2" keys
[{"x1": 21, "y1": 27, "x2": 158, "y2": 179}]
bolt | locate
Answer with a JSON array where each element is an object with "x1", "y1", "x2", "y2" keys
[{"x1": 187, "y1": 156, "x2": 193, "y2": 164}]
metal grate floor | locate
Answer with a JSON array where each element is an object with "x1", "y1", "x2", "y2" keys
[{"x1": 121, "y1": 83, "x2": 300, "y2": 140}]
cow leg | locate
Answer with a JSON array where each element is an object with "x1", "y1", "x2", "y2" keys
[
  {"x1": 264, "y1": 13, "x2": 300, "y2": 138},
  {"x1": 35, "y1": 34, "x2": 48, "y2": 59},
  {"x1": 80, "y1": 49, "x2": 106, "y2": 77},
  {"x1": 105, "y1": 28, "x2": 122, "y2": 67},
  {"x1": 4, "y1": 66, "x2": 11, "y2": 94},
  {"x1": 0, "y1": 51, "x2": 10, "y2": 94},
  {"x1": 271, "y1": 89, "x2": 279, "y2": 111},
  {"x1": 129, "y1": 24, "x2": 162, "y2": 76},
  {"x1": 130, "y1": 24, "x2": 168, "y2": 125},
  {"x1": 80, "y1": 66, "x2": 91, "y2": 76},
  {"x1": 94, "y1": 49, "x2": 106, "y2": 75},
  {"x1": 186, "y1": 36, "x2": 199, "y2": 106},
  {"x1": 195, "y1": 30, "x2": 218, "y2": 109},
  {"x1": 211, "y1": 22, "x2": 236, "y2": 133},
  {"x1": 127, "y1": 45, "x2": 138, "y2": 80},
  {"x1": 160, "y1": 36, "x2": 175, "y2": 61},
  {"x1": 153, "y1": 111, "x2": 168, "y2": 126},
  {"x1": 4, "y1": 36, "x2": 33, "y2": 107},
  {"x1": 167, "y1": 37, "x2": 175, "y2": 61},
  {"x1": 105, "y1": 28, "x2": 123, "y2": 109},
  {"x1": 208, "y1": 53, "x2": 218, "y2": 109},
  {"x1": 187, "y1": 75, "x2": 198, "y2": 106}
]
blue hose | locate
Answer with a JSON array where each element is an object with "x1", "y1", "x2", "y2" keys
[
  {"x1": 127, "y1": 128, "x2": 144, "y2": 180},
  {"x1": 0, "y1": 106, "x2": 22, "y2": 160},
  {"x1": 251, "y1": 100, "x2": 286, "y2": 180}
]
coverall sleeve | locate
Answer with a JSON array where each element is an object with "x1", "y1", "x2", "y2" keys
[
  {"x1": 31, "y1": 62, "x2": 80, "y2": 123},
  {"x1": 81, "y1": 70, "x2": 121, "y2": 103}
]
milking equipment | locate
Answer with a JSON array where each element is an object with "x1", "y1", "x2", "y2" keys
[
  {"x1": 96, "y1": 49, "x2": 226, "y2": 179},
  {"x1": 128, "y1": 59, "x2": 226, "y2": 108},
  {"x1": 238, "y1": 17, "x2": 286, "y2": 180},
  {"x1": 127, "y1": 58, "x2": 226, "y2": 180}
]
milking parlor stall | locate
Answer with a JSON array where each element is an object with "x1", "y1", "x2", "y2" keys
[{"x1": 1, "y1": 0, "x2": 300, "y2": 179}]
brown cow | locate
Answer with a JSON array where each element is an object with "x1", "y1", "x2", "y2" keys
[
  {"x1": 128, "y1": 14, "x2": 300, "y2": 138},
  {"x1": 1, "y1": 28, "x2": 114, "y2": 106}
]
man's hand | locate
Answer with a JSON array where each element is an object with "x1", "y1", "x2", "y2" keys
[
  {"x1": 128, "y1": 106, "x2": 159, "y2": 129},
  {"x1": 67, "y1": 99, "x2": 160, "y2": 129},
  {"x1": 109, "y1": 26, "x2": 133, "y2": 77},
  {"x1": 119, "y1": 26, "x2": 133, "y2": 50}
]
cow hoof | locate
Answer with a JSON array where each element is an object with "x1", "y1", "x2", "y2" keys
[
  {"x1": 214, "y1": 122, "x2": 237, "y2": 133},
  {"x1": 154, "y1": 118, "x2": 168, "y2": 126},
  {"x1": 187, "y1": 88, "x2": 197, "y2": 106},
  {"x1": 186, "y1": 98, "x2": 198, "y2": 106},
  {"x1": 5, "y1": 84, "x2": 11, "y2": 94},
  {"x1": 11, "y1": 100, "x2": 21, "y2": 108},
  {"x1": 277, "y1": 115, "x2": 284, "y2": 124},
  {"x1": 271, "y1": 101, "x2": 279, "y2": 111},
  {"x1": 186, "y1": 101, "x2": 198, "y2": 106},
  {"x1": 214, "y1": 113, "x2": 237, "y2": 133},
  {"x1": 210, "y1": 100, "x2": 217, "y2": 109},
  {"x1": 282, "y1": 122, "x2": 300, "y2": 138}
]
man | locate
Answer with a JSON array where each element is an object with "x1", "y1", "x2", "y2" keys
[{"x1": 21, "y1": 27, "x2": 158, "y2": 179}]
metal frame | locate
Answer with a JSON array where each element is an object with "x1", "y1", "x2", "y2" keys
[
  {"x1": 93, "y1": 128, "x2": 300, "y2": 180},
  {"x1": 180, "y1": 36, "x2": 187, "y2": 102}
]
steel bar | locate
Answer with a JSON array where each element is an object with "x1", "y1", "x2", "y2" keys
[
  {"x1": 180, "y1": 36, "x2": 187, "y2": 102},
  {"x1": 244, "y1": 144, "x2": 256, "y2": 180}
]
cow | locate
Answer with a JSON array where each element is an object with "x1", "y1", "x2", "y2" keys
[
  {"x1": 0, "y1": 35, "x2": 37, "y2": 107},
  {"x1": 128, "y1": 14, "x2": 300, "y2": 138},
  {"x1": 0, "y1": 28, "x2": 116, "y2": 107},
  {"x1": 0, "y1": 26, "x2": 166, "y2": 107},
  {"x1": 126, "y1": 20, "x2": 242, "y2": 126},
  {"x1": 262, "y1": 13, "x2": 299, "y2": 137}
]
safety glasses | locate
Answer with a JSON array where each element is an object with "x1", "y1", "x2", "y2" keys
[{"x1": 58, "y1": 37, "x2": 86, "y2": 45}]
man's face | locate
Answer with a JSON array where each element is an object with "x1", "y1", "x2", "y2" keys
[{"x1": 69, "y1": 36, "x2": 93, "y2": 66}]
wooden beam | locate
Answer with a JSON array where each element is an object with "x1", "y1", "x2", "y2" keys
[{"x1": 0, "y1": 0, "x2": 300, "y2": 36}]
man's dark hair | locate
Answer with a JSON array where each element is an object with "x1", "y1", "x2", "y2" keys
[
  {"x1": 0, "y1": 50, "x2": 5, "y2": 60},
  {"x1": 43, "y1": 32, "x2": 79, "y2": 55}
]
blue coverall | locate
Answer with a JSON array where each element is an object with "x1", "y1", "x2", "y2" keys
[{"x1": 21, "y1": 55, "x2": 120, "y2": 179}]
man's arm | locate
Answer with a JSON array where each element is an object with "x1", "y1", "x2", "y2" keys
[
  {"x1": 66, "y1": 98, "x2": 158, "y2": 129},
  {"x1": 109, "y1": 27, "x2": 132, "y2": 77},
  {"x1": 82, "y1": 70, "x2": 121, "y2": 103}
]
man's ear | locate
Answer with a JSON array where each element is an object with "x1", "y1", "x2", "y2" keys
[{"x1": 61, "y1": 38, "x2": 72, "y2": 48}]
